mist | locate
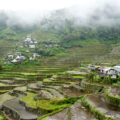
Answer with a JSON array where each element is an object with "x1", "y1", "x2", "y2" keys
[{"x1": 0, "y1": 0, "x2": 120, "y2": 28}]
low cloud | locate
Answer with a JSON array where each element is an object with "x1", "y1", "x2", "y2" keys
[{"x1": 0, "y1": 0, "x2": 120, "y2": 27}]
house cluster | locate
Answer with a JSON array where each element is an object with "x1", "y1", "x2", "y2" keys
[
  {"x1": 22, "y1": 35, "x2": 38, "y2": 49},
  {"x1": 40, "y1": 41, "x2": 59, "y2": 49},
  {"x1": 44, "y1": 44, "x2": 59, "y2": 48},
  {"x1": 6, "y1": 34, "x2": 40, "y2": 64},
  {"x1": 7, "y1": 52, "x2": 26, "y2": 64},
  {"x1": 87, "y1": 64, "x2": 120, "y2": 79},
  {"x1": 29, "y1": 53, "x2": 40, "y2": 61}
]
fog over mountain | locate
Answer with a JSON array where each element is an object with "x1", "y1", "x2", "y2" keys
[{"x1": 0, "y1": 0, "x2": 120, "y2": 28}]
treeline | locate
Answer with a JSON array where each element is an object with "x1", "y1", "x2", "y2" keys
[
  {"x1": 39, "y1": 9, "x2": 120, "y2": 48},
  {"x1": 41, "y1": 19, "x2": 120, "y2": 47}
]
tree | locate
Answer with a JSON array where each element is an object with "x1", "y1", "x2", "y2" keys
[{"x1": 0, "y1": 64, "x2": 2, "y2": 71}]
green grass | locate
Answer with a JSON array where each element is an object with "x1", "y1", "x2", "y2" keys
[
  {"x1": 37, "y1": 99, "x2": 70, "y2": 111},
  {"x1": 72, "y1": 75, "x2": 86, "y2": 79},
  {"x1": 21, "y1": 93, "x2": 37, "y2": 108},
  {"x1": 21, "y1": 93, "x2": 79, "y2": 113},
  {"x1": 0, "y1": 113, "x2": 6, "y2": 120},
  {"x1": 21, "y1": 93, "x2": 70, "y2": 110},
  {"x1": 43, "y1": 78, "x2": 52, "y2": 82}
]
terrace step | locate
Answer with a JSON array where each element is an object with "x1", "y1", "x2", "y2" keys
[
  {"x1": 60, "y1": 87, "x2": 89, "y2": 97},
  {"x1": 2, "y1": 98, "x2": 38, "y2": 120},
  {"x1": 42, "y1": 108, "x2": 69, "y2": 120},
  {"x1": 84, "y1": 94, "x2": 120, "y2": 120},
  {"x1": 69, "y1": 101, "x2": 95, "y2": 120},
  {"x1": 43, "y1": 88, "x2": 64, "y2": 98},
  {"x1": 37, "y1": 90, "x2": 53, "y2": 99}
]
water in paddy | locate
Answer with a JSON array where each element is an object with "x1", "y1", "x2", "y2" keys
[{"x1": 61, "y1": 87, "x2": 88, "y2": 97}]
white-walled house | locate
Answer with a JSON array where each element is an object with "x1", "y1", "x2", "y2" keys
[
  {"x1": 8, "y1": 54, "x2": 14, "y2": 59},
  {"x1": 29, "y1": 45, "x2": 36, "y2": 49},
  {"x1": 113, "y1": 66, "x2": 120, "y2": 75},
  {"x1": 11, "y1": 59, "x2": 18, "y2": 63},
  {"x1": 33, "y1": 53, "x2": 40, "y2": 58},
  {"x1": 24, "y1": 36, "x2": 33, "y2": 45},
  {"x1": 87, "y1": 65, "x2": 95, "y2": 70},
  {"x1": 12, "y1": 55, "x2": 26, "y2": 63},
  {"x1": 103, "y1": 68, "x2": 118, "y2": 79},
  {"x1": 33, "y1": 38, "x2": 38, "y2": 44},
  {"x1": 25, "y1": 37, "x2": 31, "y2": 42},
  {"x1": 34, "y1": 41, "x2": 38, "y2": 44},
  {"x1": 19, "y1": 56, "x2": 26, "y2": 61},
  {"x1": 29, "y1": 57, "x2": 35, "y2": 61}
]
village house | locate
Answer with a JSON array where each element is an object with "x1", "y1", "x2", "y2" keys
[
  {"x1": 24, "y1": 36, "x2": 33, "y2": 45},
  {"x1": 113, "y1": 66, "x2": 120, "y2": 76},
  {"x1": 87, "y1": 65, "x2": 96, "y2": 70},
  {"x1": 33, "y1": 53, "x2": 40, "y2": 58},
  {"x1": 30, "y1": 40, "x2": 33, "y2": 44},
  {"x1": 6, "y1": 34, "x2": 40, "y2": 64},
  {"x1": 29, "y1": 45, "x2": 36, "y2": 49},
  {"x1": 8, "y1": 54, "x2": 14, "y2": 59},
  {"x1": 95, "y1": 66, "x2": 104, "y2": 72},
  {"x1": 26, "y1": 50, "x2": 30, "y2": 53},
  {"x1": 33, "y1": 38, "x2": 38, "y2": 44},
  {"x1": 103, "y1": 68, "x2": 118, "y2": 79},
  {"x1": 29, "y1": 57, "x2": 35, "y2": 61},
  {"x1": 16, "y1": 56, "x2": 26, "y2": 61},
  {"x1": 11, "y1": 55, "x2": 26, "y2": 64},
  {"x1": 15, "y1": 52, "x2": 22, "y2": 56},
  {"x1": 11, "y1": 59, "x2": 18, "y2": 63},
  {"x1": 20, "y1": 45, "x2": 24, "y2": 48}
]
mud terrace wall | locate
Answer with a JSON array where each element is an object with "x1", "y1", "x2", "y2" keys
[
  {"x1": 19, "y1": 100, "x2": 39, "y2": 114},
  {"x1": 104, "y1": 87, "x2": 120, "y2": 108},
  {"x1": 2, "y1": 106, "x2": 20, "y2": 120},
  {"x1": 0, "y1": 85, "x2": 18, "y2": 90},
  {"x1": 80, "y1": 80, "x2": 103, "y2": 91},
  {"x1": 81, "y1": 96, "x2": 118, "y2": 120}
]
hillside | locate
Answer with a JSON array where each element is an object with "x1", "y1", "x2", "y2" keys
[
  {"x1": 0, "y1": 2, "x2": 120, "y2": 120},
  {"x1": 0, "y1": 9, "x2": 120, "y2": 65}
]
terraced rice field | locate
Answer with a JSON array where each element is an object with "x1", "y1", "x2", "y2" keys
[{"x1": 0, "y1": 65, "x2": 120, "y2": 120}]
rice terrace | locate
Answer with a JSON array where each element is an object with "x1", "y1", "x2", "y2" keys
[{"x1": 0, "y1": 0, "x2": 120, "y2": 120}]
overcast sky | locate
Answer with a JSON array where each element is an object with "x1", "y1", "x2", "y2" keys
[
  {"x1": 0, "y1": 0, "x2": 83, "y2": 11},
  {"x1": 0, "y1": 0, "x2": 117, "y2": 11},
  {"x1": 0, "y1": 0, "x2": 119, "y2": 25}
]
